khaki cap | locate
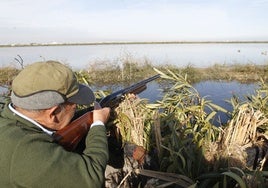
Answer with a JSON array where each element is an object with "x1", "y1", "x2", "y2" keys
[{"x1": 11, "y1": 61, "x2": 95, "y2": 110}]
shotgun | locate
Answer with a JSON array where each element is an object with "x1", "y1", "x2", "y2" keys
[{"x1": 53, "y1": 74, "x2": 160, "y2": 151}]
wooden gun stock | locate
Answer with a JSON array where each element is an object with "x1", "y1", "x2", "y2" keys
[
  {"x1": 53, "y1": 112, "x2": 93, "y2": 151},
  {"x1": 53, "y1": 74, "x2": 160, "y2": 151}
]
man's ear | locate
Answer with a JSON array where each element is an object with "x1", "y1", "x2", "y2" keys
[{"x1": 46, "y1": 106, "x2": 61, "y2": 123}]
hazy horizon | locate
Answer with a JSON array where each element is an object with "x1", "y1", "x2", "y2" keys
[{"x1": 2, "y1": 40, "x2": 268, "y2": 46}]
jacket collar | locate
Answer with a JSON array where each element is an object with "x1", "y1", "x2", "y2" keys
[{"x1": 8, "y1": 103, "x2": 54, "y2": 136}]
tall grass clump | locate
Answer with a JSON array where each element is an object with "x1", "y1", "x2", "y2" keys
[
  {"x1": 105, "y1": 68, "x2": 227, "y2": 187},
  {"x1": 152, "y1": 72, "x2": 268, "y2": 187},
  {"x1": 106, "y1": 68, "x2": 268, "y2": 187},
  {"x1": 114, "y1": 95, "x2": 152, "y2": 149},
  {"x1": 147, "y1": 69, "x2": 225, "y2": 177}
]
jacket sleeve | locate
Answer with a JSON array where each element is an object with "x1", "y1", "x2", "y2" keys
[{"x1": 10, "y1": 125, "x2": 108, "y2": 188}]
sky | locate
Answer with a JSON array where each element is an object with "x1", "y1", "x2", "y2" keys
[{"x1": 1, "y1": 0, "x2": 268, "y2": 44}]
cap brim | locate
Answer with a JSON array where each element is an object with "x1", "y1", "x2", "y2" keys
[{"x1": 67, "y1": 84, "x2": 95, "y2": 105}]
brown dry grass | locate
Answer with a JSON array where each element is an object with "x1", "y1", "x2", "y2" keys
[
  {"x1": 0, "y1": 67, "x2": 19, "y2": 86},
  {"x1": 204, "y1": 104, "x2": 268, "y2": 170}
]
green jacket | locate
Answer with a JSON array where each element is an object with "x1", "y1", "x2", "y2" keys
[{"x1": 0, "y1": 104, "x2": 108, "y2": 188}]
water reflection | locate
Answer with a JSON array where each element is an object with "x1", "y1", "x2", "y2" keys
[
  {"x1": 138, "y1": 80, "x2": 258, "y2": 125},
  {"x1": 194, "y1": 81, "x2": 258, "y2": 125},
  {"x1": 195, "y1": 81, "x2": 257, "y2": 108}
]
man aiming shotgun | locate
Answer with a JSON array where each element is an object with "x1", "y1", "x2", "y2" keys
[
  {"x1": 0, "y1": 60, "x2": 160, "y2": 187},
  {"x1": 53, "y1": 73, "x2": 160, "y2": 152},
  {"x1": 0, "y1": 61, "x2": 110, "y2": 187}
]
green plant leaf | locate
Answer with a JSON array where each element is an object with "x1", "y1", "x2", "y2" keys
[{"x1": 222, "y1": 171, "x2": 246, "y2": 188}]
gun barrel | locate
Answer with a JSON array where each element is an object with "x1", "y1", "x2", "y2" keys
[{"x1": 99, "y1": 74, "x2": 160, "y2": 107}]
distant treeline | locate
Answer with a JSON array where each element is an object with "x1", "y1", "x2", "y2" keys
[{"x1": 1, "y1": 40, "x2": 268, "y2": 47}]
